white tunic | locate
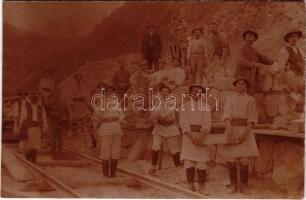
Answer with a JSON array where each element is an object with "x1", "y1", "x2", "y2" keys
[
  {"x1": 180, "y1": 100, "x2": 211, "y2": 162},
  {"x1": 223, "y1": 92, "x2": 259, "y2": 158}
]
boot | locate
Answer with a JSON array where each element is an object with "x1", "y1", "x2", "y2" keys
[
  {"x1": 186, "y1": 167, "x2": 195, "y2": 191},
  {"x1": 102, "y1": 160, "x2": 110, "y2": 178},
  {"x1": 197, "y1": 169, "x2": 208, "y2": 195},
  {"x1": 32, "y1": 150, "x2": 37, "y2": 163},
  {"x1": 25, "y1": 151, "x2": 31, "y2": 161},
  {"x1": 110, "y1": 159, "x2": 118, "y2": 178},
  {"x1": 228, "y1": 162, "x2": 238, "y2": 194},
  {"x1": 148, "y1": 151, "x2": 159, "y2": 174},
  {"x1": 172, "y1": 152, "x2": 183, "y2": 167},
  {"x1": 240, "y1": 164, "x2": 251, "y2": 195}
]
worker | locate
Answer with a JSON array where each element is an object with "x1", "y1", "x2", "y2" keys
[
  {"x1": 179, "y1": 84, "x2": 211, "y2": 194},
  {"x1": 223, "y1": 78, "x2": 259, "y2": 194},
  {"x1": 92, "y1": 84, "x2": 124, "y2": 178},
  {"x1": 235, "y1": 30, "x2": 273, "y2": 94},
  {"x1": 187, "y1": 28, "x2": 208, "y2": 84},
  {"x1": 47, "y1": 88, "x2": 72, "y2": 160},
  {"x1": 209, "y1": 21, "x2": 231, "y2": 74},
  {"x1": 168, "y1": 18, "x2": 185, "y2": 66},
  {"x1": 142, "y1": 25, "x2": 162, "y2": 73},
  {"x1": 147, "y1": 84, "x2": 182, "y2": 174},
  {"x1": 112, "y1": 61, "x2": 131, "y2": 99},
  {"x1": 19, "y1": 92, "x2": 49, "y2": 163}
]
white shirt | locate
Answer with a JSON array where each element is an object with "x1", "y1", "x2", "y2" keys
[{"x1": 187, "y1": 38, "x2": 208, "y2": 59}]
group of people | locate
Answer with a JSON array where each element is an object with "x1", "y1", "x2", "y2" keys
[{"x1": 9, "y1": 16, "x2": 304, "y2": 196}]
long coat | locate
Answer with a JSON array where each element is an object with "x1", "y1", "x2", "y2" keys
[{"x1": 141, "y1": 32, "x2": 162, "y2": 62}]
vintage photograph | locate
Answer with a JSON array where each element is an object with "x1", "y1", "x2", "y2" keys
[{"x1": 1, "y1": 1, "x2": 305, "y2": 198}]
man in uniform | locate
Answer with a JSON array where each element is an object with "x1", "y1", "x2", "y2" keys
[
  {"x1": 168, "y1": 18, "x2": 185, "y2": 66},
  {"x1": 92, "y1": 84, "x2": 124, "y2": 178},
  {"x1": 187, "y1": 28, "x2": 208, "y2": 84},
  {"x1": 20, "y1": 92, "x2": 49, "y2": 163},
  {"x1": 142, "y1": 25, "x2": 162, "y2": 73},
  {"x1": 223, "y1": 78, "x2": 259, "y2": 194},
  {"x1": 47, "y1": 88, "x2": 72, "y2": 160},
  {"x1": 180, "y1": 84, "x2": 211, "y2": 194},
  {"x1": 235, "y1": 30, "x2": 273, "y2": 94}
]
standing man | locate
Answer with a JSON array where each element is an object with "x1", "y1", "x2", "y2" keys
[
  {"x1": 142, "y1": 25, "x2": 162, "y2": 73},
  {"x1": 20, "y1": 92, "x2": 49, "y2": 163},
  {"x1": 235, "y1": 30, "x2": 273, "y2": 94},
  {"x1": 275, "y1": 29, "x2": 304, "y2": 93},
  {"x1": 12, "y1": 91, "x2": 28, "y2": 136},
  {"x1": 210, "y1": 22, "x2": 231, "y2": 74},
  {"x1": 92, "y1": 84, "x2": 124, "y2": 178},
  {"x1": 47, "y1": 88, "x2": 72, "y2": 160},
  {"x1": 180, "y1": 84, "x2": 211, "y2": 194},
  {"x1": 168, "y1": 18, "x2": 185, "y2": 66},
  {"x1": 147, "y1": 84, "x2": 182, "y2": 174},
  {"x1": 223, "y1": 78, "x2": 259, "y2": 194},
  {"x1": 112, "y1": 61, "x2": 131, "y2": 99},
  {"x1": 187, "y1": 28, "x2": 208, "y2": 84},
  {"x1": 39, "y1": 70, "x2": 55, "y2": 103}
]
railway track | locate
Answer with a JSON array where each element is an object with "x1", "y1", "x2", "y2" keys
[
  {"x1": 5, "y1": 148, "x2": 206, "y2": 198},
  {"x1": 63, "y1": 149, "x2": 207, "y2": 198},
  {"x1": 8, "y1": 149, "x2": 81, "y2": 198}
]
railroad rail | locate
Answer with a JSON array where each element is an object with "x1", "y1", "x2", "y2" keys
[
  {"x1": 10, "y1": 149, "x2": 82, "y2": 198},
  {"x1": 64, "y1": 149, "x2": 207, "y2": 198}
]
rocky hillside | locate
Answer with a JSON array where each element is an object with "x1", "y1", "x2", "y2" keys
[{"x1": 4, "y1": 2, "x2": 304, "y2": 96}]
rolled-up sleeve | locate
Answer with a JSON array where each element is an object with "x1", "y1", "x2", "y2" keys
[
  {"x1": 179, "y1": 110, "x2": 190, "y2": 133},
  {"x1": 247, "y1": 97, "x2": 258, "y2": 124},
  {"x1": 201, "y1": 109, "x2": 211, "y2": 132},
  {"x1": 223, "y1": 96, "x2": 232, "y2": 121}
]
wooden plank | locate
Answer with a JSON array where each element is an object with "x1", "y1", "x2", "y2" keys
[
  {"x1": 2, "y1": 149, "x2": 34, "y2": 182},
  {"x1": 252, "y1": 129, "x2": 304, "y2": 139}
]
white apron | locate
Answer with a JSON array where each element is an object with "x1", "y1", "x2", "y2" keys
[
  {"x1": 223, "y1": 126, "x2": 259, "y2": 158},
  {"x1": 181, "y1": 132, "x2": 210, "y2": 162}
]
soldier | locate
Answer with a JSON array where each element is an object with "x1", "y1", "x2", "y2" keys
[
  {"x1": 19, "y1": 92, "x2": 49, "y2": 163},
  {"x1": 180, "y1": 84, "x2": 211, "y2": 194},
  {"x1": 47, "y1": 88, "x2": 72, "y2": 160},
  {"x1": 147, "y1": 84, "x2": 182, "y2": 174},
  {"x1": 141, "y1": 25, "x2": 162, "y2": 73},
  {"x1": 235, "y1": 30, "x2": 273, "y2": 94},
  {"x1": 187, "y1": 28, "x2": 208, "y2": 84},
  {"x1": 223, "y1": 78, "x2": 259, "y2": 194},
  {"x1": 92, "y1": 84, "x2": 124, "y2": 178}
]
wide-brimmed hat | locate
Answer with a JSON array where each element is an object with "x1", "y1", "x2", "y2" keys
[
  {"x1": 233, "y1": 78, "x2": 250, "y2": 87},
  {"x1": 243, "y1": 30, "x2": 258, "y2": 40},
  {"x1": 73, "y1": 73, "x2": 83, "y2": 79},
  {"x1": 192, "y1": 28, "x2": 203, "y2": 34},
  {"x1": 284, "y1": 29, "x2": 302, "y2": 42}
]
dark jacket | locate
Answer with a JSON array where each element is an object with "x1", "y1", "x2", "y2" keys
[{"x1": 141, "y1": 32, "x2": 162, "y2": 61}]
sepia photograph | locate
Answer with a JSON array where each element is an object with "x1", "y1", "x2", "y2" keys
[{"x1": 1, "y1": 0, "x2": 305, "y2": 199}]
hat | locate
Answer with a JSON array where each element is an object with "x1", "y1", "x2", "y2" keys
[
  {"x1": 233, "y1": 78, "x2": 250, "y2": 87},
  {"x1": 242, "y1": 30, "x2": 258, "y2": 40},
  {"x1": 192, "y1": 28, "x2": 203, "y2": 34},
  {"x1": 284, "y1": 29, "x2": 302, "y2": 42},
  {"x1": 189, "y1": 84, "x2": 206, "y2": 94},
  {"x1": 73, "y1": 73, "x2": 83, "y2": 79}
]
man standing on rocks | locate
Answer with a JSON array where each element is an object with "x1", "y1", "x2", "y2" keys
[
  {"x1": 142, "y1": 25, "x2": 162, "y2": 73},
  {"x1": 179, "y1": 84, "x2": 211, "y2": 194},
  {"x1": 168, "y1": 18, "x2": 185, "y2": 67},
  {"x1": 223, "y1": 78, "x2": 259, "y2": 194},
  {"x1": 209, "y1": 21, "x2": 231, "y2": 74},
  {"x1": 235, "y1": 30, "x2": 273, "y2": 94},
  {"x1": 112, "y1": 61, "x2": 131, "y2": 99},
  {"x1": 187, "y1": 28, "x2": 208, "y2": 84}
]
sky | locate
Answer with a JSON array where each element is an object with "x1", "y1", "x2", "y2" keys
[{"x1": 3, "y1": 1, "x2": 123, "y2": 38}]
